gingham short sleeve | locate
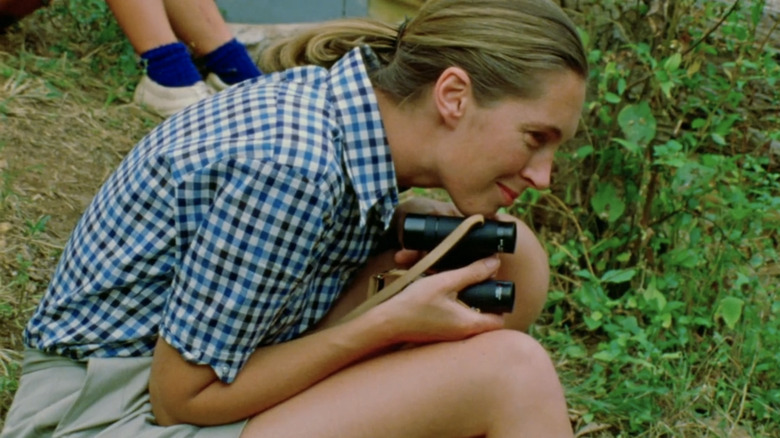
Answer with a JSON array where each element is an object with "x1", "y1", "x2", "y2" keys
[
  {"x1": 23, "y1": 46, "x2": 398, "y2": 372},
  {"x1": 161, "y1": 158, "x2": 330, "y2": 383}
]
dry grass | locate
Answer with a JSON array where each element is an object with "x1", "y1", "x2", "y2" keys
[{"x1": 0, "y1": 8, "x2": 159, "y2": 424}]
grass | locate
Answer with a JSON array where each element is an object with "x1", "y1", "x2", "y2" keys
[
  {"x1": 1, "y1": 0, "x2": 779, "y2": 436},
  {"x1": 0, "y1": 2, "x2": 155, "y2": 427}
]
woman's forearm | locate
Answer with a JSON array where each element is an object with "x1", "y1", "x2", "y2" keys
[
  {"x1": 151, "y1": 258, "x2": 504, "y2": 427},
  {"x1": 150, "y1": 308, "x2": 397, "y2": 426}
]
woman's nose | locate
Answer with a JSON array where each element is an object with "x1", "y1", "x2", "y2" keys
[{"x1": 521, "y1": 152, "x2": 553, "y2": 189}]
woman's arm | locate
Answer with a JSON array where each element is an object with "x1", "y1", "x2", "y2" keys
[
  {"x1": 149, "y1": 257, "x2": 504, "y2": 427},
  {"x1": 149, "y1": 309, "x2": 394, "y2": 426}
]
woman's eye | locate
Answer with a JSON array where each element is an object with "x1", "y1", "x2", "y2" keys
[{"x1": 525, "y1": 132, "x2": 546, "y2": 148}]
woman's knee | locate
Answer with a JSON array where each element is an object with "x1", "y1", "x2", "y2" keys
[
  {"x1": 467, "y1": 329, "x2": 556, "y2": 377},
  {"x1": 466, "y1": 330, "x2": 566, "y2": 413},
  {"x1": 494, "y1": 215, "x2": 550, "y2": 331}
]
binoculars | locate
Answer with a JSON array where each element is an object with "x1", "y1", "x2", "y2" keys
[{"x1": 400, "y1": 214, "x2": 517, "y2": 314}]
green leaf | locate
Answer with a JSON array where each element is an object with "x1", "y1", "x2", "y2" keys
[
  {"x1": 659, "y1": 81, "x2": 674, "y2": 99},
  {"x1": 612, "y1": 138, "x2": 642, "y2": 155},
  {"x1": 664, "y1": 53, "x2": 682, "y2": 72},
  {"x1": 579, "y1": 28, "x2": 591, "y2": 48},
  {"x1": 617, "y1": 102, "x2": 657, "y2": 146},
  {"x1": 660, "y1": 312, "x2": 672, "y2": 329},
  {"x1": 590, "y1": 182, "x2": 626, "y2": 223},
  {"x1": 575, "y1": 145, "x2": 594, "y2": 159},
  {"x1": 642, "y1": 284, "x2": 667, "y2": 311},
  {"x1": 665, "y1": 248, "x2": 701, "y2": 269},
  {"x1": 584, "y1": 313, "x2": 603, "y2": 330},
  {"x1": 715, "y1": 297, "x2": 744, "y2": 329},
  {"x1": 605, "y1": 92, "x2": 622, "y2": 103},
  {"x1": 691, "y1": 118, "x2": 707, "y2": 129},
  {"x1": 593, "y1": 350, "x2": 617, "y2": 362},
  {"x1": 574, "y1": 269, "x2": 596, "y2": 281},
  {"x1": 564, "y1": 344, "x2": 587, "y2": 359},
  {"x1": 711, "y1": 133, "x2": 727, "y2": 146},
  {"x1": 601, "y1": 268, "x2": 637, "y2": 284},
  {"x1": 653, "y1": 140, "x2": 687, "y2": 167}
]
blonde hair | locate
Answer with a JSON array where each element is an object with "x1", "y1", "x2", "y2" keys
[{"x1": 260, "y1": 0, "x2": 587, "y2": 105}]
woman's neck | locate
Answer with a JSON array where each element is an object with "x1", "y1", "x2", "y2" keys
[{"x1": 374, "y1": 89, "x2": 444, "y2": 189}]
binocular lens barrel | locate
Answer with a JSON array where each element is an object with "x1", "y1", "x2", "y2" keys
[
  {"x1": 399, "y1": 214, "x2": 517, "y2": 313},
  {"x1": 402, "y1": 214, "x2": 517, "y2": 254},
  {"x1": 458, "y1": 280, "x2": 515, "y2": 314}
]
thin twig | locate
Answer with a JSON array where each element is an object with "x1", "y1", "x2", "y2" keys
[
  {"x1": 682, "y1": 0, "x2": 741, "y2": 56},
  {"x1": 757, "y1": 18, "x2": 780, "y2": 54},
  {"x1": 542, "y1": 192, "x2": 596, "y2": 277},
  {"x1": 731, "y1": 346, "x2": 760, "y2": 435}
]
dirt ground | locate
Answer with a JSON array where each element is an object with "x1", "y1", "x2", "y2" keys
[{"x1": 0, "y1": 33, "x2": 155, "y2": 354}]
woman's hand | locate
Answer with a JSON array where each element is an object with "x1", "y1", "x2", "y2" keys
[{"x1": 372, "y1": 256, "x2": 505, "y2": 344}]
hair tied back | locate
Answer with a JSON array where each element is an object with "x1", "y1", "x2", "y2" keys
[{"x1": 394, "y1": 16, "x2": 410, "y2": 54}]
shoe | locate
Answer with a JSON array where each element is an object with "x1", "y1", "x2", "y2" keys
[
  {"x1": 205, "y1": 73, "x2": 229, "y2": 93},
  {"x1": 133, "y1": 75, "x2": 211, "y2": 118}
]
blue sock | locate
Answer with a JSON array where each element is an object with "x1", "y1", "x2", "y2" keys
[
  {"x1": 204, "y1": 38, "x2": 262, "y2": 85},
  {"x1": 140, "y1": 42, "x2": 202, "y2": 87}
]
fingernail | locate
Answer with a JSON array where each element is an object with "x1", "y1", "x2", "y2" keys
[{"x1": 484, "y1": 257, "x2": 500, "y2": 270}]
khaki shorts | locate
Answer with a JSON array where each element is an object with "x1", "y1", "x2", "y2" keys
[{"x1": 1, "y1": 349, "x2": 247, "y2": 438}]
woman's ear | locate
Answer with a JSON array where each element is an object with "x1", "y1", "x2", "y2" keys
[{"x1": 433, "y1": 66, "x2": 472, "y2": 128}]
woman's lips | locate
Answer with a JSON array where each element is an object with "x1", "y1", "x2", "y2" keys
[{"x1": 497, "y1": 182, "x2": 519, "y2": 206}]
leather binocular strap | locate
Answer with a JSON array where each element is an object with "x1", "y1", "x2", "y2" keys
[{"x1": 337, "y1": 214, "x2": 485, "y2": 323}]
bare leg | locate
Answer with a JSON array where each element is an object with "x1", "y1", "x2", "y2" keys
[
  {"x1": 495, "y1": 214, "x2": 551, "y2": 332},
  {"x1": 162, "y1": 0, "x2": 233, "y2": 56},
  {"x1": 106, "y1": 0, "x2": 232, "y2": 56},
  {"x1": 105, "y1": 0, "x2": 178, "y2": 54},
  {"x1": 241, "y1": 329, "x2": 572, "y2": 437},
  {"x1": 293, "y1": 228, "x2": 569, "y2": 436}
]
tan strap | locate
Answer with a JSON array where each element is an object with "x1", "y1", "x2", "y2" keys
[{"x1": 338, "y1": 214, "x2": 485, "y2": 323}]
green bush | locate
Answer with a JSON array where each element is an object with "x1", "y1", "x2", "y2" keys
[{"x1": 515, "y1": 0, "x2": 780, "y2": 435}]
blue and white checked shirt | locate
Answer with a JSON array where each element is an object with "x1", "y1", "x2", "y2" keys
[{"x1": 24, "y1": 47, "x2": 399, "y2": 383}]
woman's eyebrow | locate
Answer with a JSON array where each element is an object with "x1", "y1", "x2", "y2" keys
[{"x1": 522, "y1": 123, "x2": 563, "y2": 141}]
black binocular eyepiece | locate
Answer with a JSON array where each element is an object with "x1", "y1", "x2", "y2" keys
[
  {"x1": 401, "y1": 214, "x2": 517, "y2": 313},
  {"x1": 458, "y1": 280, "x2": 515, "y2": 314}
]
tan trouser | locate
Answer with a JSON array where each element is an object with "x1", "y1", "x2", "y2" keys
[{"x1": 1, "y1": 349, "x2": 246, "y2": 438}]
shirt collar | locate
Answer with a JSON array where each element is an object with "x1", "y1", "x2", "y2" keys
[{"x1": 328, "y1": 46, "x2": 399, "y2": 228}]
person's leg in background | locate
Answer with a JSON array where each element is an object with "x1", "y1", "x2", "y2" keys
[
  {"x1": 162, "y1": 0, "x2": 261, "y2": 90},
  {"x1": 106, "y1": 0, "x2": 210, "y2": 117},
  {"x1": 107, "y1": 0, "x2": 261, "y2": 118}
]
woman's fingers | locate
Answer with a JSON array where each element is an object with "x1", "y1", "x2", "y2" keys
[
  {"x1": 437, "y1": 256, "x2": 501, "y2": 293},
  {"x1": 384, "y1": 257, "x2": 504, "y2": 342},
  {"x1": 393, "y1": 248, "x2": 423, "y2": 266}
]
